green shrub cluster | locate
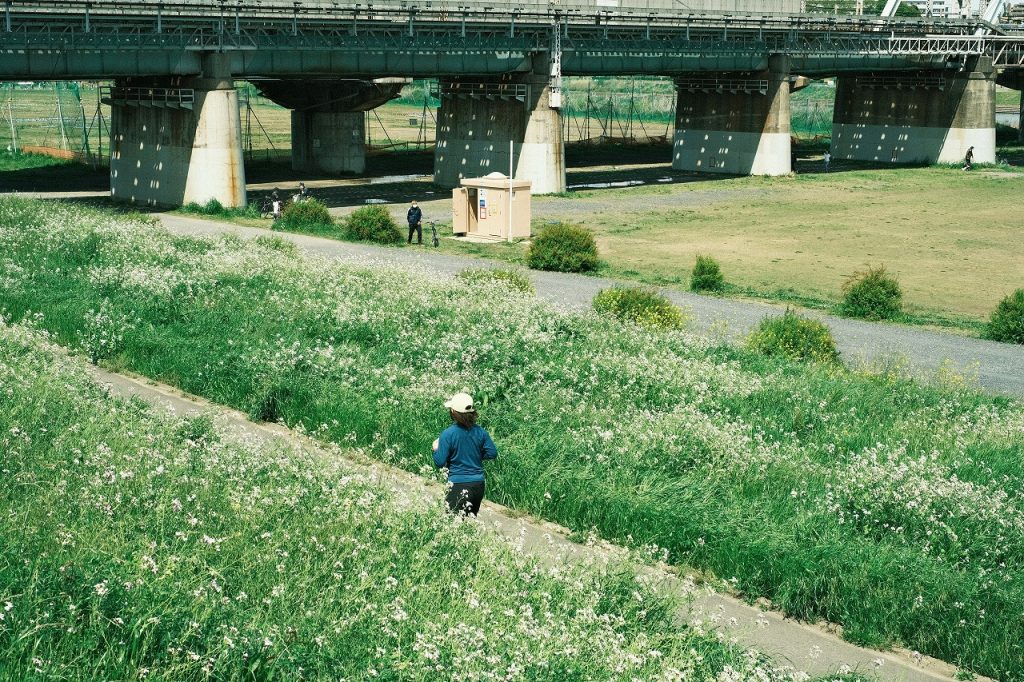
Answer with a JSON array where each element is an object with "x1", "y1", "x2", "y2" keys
[
  {"x1": 274, "y1": 198, "x2": 336, "y2": 234},
  {"x1": 690, "y1": 254, "x2": 725, "y2": 292},
  {"x1": 593, "y1": 286, "x2": 687, "y2": 330},
  {"x1": 456, "y1": 268, "x2": 535, "y2": 295},
  {"x1": 526, "y1": 223, "x2": 599, "y2": 273},
  {"x1": 341, "y1": 205, "x2": 403, "y2": 244},
  {"x1": 747, "y1": 309, "x2": 841, "y2": 364},
  {"x1": 181, "y1": 198, "x2": 258, "y2": 219},
  {"x1": 840, "y1": 265, "x2": 903, "y2": 320},
  {"x1": 985, "y1": 288, "x2": 1024, "y2": 344}
]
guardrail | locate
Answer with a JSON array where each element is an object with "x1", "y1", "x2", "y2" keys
[
  {"x1": 433, "y1": 81, "x2": 530, "y2": 101},
  {"x1": 0, "y1": 0, "x2": 989, "y2": 35},
  {"x1": 100, "y1": 86, "x2": 196, "y2": 109}
]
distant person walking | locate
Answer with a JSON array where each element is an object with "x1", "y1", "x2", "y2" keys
[
  {"x1": 432, "y1": 392, "x2": 497, "y2": 516},
  {"x1": 963, "y1": 146, "x2": 975, "y2": 171},
  {"x1": 407, "y1": 200, "x2": 423, "y2": 245},
  {"x1": 823, "y1": 150, "x2": 831, "y2": 173}
]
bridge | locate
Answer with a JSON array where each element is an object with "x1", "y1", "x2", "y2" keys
[{"x1": 2, "y1": 0, "x2": 1023, "y2": 204}]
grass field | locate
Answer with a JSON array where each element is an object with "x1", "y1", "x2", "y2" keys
[
  {"x1": 1, "y1": 197, "x2": 1022, "y2": 679},
  {"x1": 558, "y1": 167, "x2": 1024, "y2": 322},
  {"x1": 0, "y1": 322, "x2": 825, "y2": 681}
]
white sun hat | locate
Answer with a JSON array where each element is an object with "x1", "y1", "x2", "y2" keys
[{"x1": 444, "y1": 392, "x2": 475, "y2": 413}]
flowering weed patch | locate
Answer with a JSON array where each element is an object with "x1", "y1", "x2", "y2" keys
[
  {"x1": 0, "y1": 322, "x2": 819, "y2": 680},
  {"x1": 1, "y1": 197, "x2": 1023, "y2": 679}
]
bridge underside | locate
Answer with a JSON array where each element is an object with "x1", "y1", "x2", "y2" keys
[
  {"x1": 0, "y1": 47, "x2": 963, "y2": 80},
  {"x1": 256, "y1": 79, "x2": 405, "y2": 175}
]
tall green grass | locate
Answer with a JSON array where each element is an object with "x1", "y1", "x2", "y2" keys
[
  {"x1": 1, "y1": 197, "x2": 1022, "y2": 679},
  {"x1": 0, "y1": 321, "x2": 814, "y2": 680}
]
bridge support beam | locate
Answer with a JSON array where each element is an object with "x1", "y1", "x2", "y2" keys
[
  {"x1": 433, "y1": 58, "x2": 565, "y2": 194},
  {"x1": 291, "y1": 111, "x2": 366, "y2": 175},
  {"x1": 672, "y1": 55, "x2": 791, "y2": 176},
  {"x1": 831, "y1": 58, "x2": 996, "y2": 165},
  {"x1": 109, "y1": 55, "x2": 246, "y2": 208}
]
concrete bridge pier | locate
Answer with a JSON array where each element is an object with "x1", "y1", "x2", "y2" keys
[
  {"x1": 672, "y1": 55, "x2": 791, "y2": 176},
  {"x1": 831, "y1": 57, "x2": 996, "y2": 165},
  {"x1": 291, "y1": 111, "x2": 366, "y2": 175},
  {"x1": 109, "y1": 54, "x2": 246, "y2": 208},
  {"x1": 254, "y1": 79, "x2": 404, "y2": 176},
  {"x1": 433, "y1": 57, "x2": 566, "y2": 194}
]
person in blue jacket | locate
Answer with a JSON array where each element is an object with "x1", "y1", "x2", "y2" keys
[{"x1": 432, "y1": 392, "x2": 497, "y2": 515}]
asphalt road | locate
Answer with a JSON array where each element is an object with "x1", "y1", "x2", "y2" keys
[{"x1": 157, "y1": 213, "x2": 1024, "y2": 399}]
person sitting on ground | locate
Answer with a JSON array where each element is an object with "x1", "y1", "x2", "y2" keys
[
  {"x1": 432, "y1": 392, "x2": 497, "y2": 516},
  {"x1": 963, "y1": 146, "x2": 975, "y2": 171},
  {"x1": 297, "y1": 182, "x2": 308, "y2": 201}
]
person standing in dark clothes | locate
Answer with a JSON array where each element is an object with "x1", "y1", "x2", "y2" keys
[
  {"x1": 432, "y1": 392, "x2": 497, "y2": 515},
  {"x1": 407, "y1": 200, "x2": 423, "y2": 244}
]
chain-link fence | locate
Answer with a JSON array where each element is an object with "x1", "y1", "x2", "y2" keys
[{"x1": 1, "y1": 82, "x2": 110, "y2": 164}]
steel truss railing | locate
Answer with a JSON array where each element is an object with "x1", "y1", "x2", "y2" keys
[
  {"x1": 676, "y1": 76, "x2": 770, "y2": 93},
  {"x1": 432, "y1": 81, "x2": 529, "y2": 101},
  {"x1": 853, "y1": 72, "x2": 947, "y2": 87},
  {"x1": 99, "y1": 85, "x2": 196, "y2": 108}
]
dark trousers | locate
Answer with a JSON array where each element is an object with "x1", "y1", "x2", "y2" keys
[
  {"x1": 408, "y1": 223, "x2": 422, "y2": 244},
  {"x1": 446, "y1": 481, "x2": 485, "y2": 516}
]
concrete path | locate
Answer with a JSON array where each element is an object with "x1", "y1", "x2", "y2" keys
[
  {"x1": 156, "y1": 213, "x2": 1024, "y2": 398},
  {"x1": 89, "y1": 364, "x2": 984, "y2": 682}
]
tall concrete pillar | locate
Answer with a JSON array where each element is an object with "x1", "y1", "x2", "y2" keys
[
  {"x1": 291, "y1": 111, "x2": 365, "y2": 174},
  {"x1": 109, "y1": 54, "x2": 246, "y2": 207},
  {"x1": 673, "y1": 55, "x2": 791, "y2": 175},
  {"x1": 831, "y1": 58, "x2": 996, "y2": 165},
  {"x1": 434, "y1": 56, "x2": 565, "y2": 194}
]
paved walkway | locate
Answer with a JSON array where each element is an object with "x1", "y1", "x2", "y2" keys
[
  {"x1": 90, "y1": 364, "x2": 983, "y2": 682},
  {"x1": 157, "y1": 213, "x2": 1024, "y2": 398}
]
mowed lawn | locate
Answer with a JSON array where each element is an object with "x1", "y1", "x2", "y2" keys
[{"x1": 555, "y1": 166, "x2": 1024, "y2": 321}]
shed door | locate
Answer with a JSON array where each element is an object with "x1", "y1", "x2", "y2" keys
[{"x1": 452, "y1": 187, "x2": 469, "y2": 234}]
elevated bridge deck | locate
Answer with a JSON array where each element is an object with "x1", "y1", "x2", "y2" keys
[{"x1": 1, "y1": 0, "x2": 1022, "y2": 78}]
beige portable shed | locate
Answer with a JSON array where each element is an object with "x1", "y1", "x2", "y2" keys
[{"x1": 452, "y1": 172, "x2": 531, "y2": 240}]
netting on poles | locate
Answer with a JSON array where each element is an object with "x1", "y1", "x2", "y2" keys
[{"x1": 1, "y1": 82, "x2": 109, "y2": 163}]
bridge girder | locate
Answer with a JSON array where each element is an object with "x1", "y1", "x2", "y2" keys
[{"x1": 1, "y1": 1, "x2": 1021, "y2": 80}]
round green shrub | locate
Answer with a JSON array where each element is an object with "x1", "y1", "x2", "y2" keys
[
  {"x1": 341, "y1": 205, "x2": 403, "y2": 244},
  {"x1": 456, "y1": 268, "x2": 535, "y2": 295},
  {"x1": 275, "y1": 199, "x2": 336, "y2": 233},
  {"x1": 840, "y1": 265, "x2": 903, "y2": 320},
  {"x1": 985, "y1": 288, "x2": 1024, "y2": 344},
  {"x1": 747, "y1": 310, "x2": 840, "y2": 364},
  {"x1": 526, "y1": 223, "x2": 599, "y2": 273},
  {"x1": 593, "y1": 287, "x2": 687, "y2": 330},
  {"x1": 690, "y1": 254, "x2": 725, "y2": 292}
]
